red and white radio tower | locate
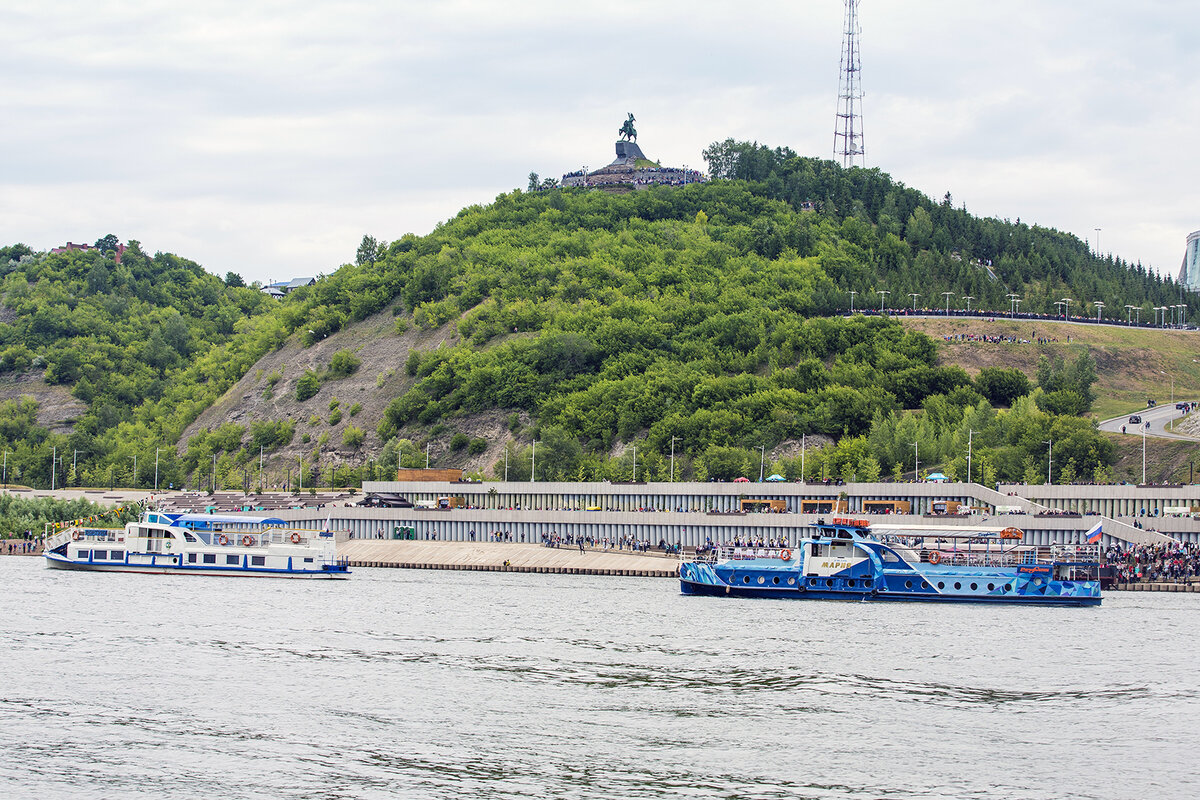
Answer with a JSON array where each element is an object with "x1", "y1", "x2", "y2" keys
[{"x1": 833, "y1": 0, "x2": 865, "y2": 168}]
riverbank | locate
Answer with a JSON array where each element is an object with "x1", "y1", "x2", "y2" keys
[{"x1": 338, "y1": 540, "x2": 678, "y2": 577}]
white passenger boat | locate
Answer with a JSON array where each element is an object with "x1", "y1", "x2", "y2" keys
[{"x1": 44, "y1": 511, "x2": 350, "y2": 579}]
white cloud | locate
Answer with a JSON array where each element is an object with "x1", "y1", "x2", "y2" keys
[{"x1": 2, "y1": 0, "x2": 1198, "y2": 284}]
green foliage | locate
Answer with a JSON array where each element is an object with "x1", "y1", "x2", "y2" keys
[
  {"x1": 329, "y1": 408, "x2": 343, "y2": 425},
  {"x1": 327, "y1": 350, "x2": 361, "y2": 378},
  {"x1": 975, "y1": 367, "x2": 1031, "y2": 407},
  {"x1": 342, "y1": 426, "x2": 365, "y2": 448},
  {"x1": 296, "y1": 370, "x2": 320, "y2": 401},
  {"x1": 468, "y1": 437, "x2": 487, "y2": 455},
  {"x1": 449, "y1": 432, "x2": 469, "y2": 451}
]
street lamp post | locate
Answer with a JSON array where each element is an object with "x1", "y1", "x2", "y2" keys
[
  {"x1": 1094, "y1": 301, "x2": 1105, "y2": 323},
  {"x1": 669, "y1": 436, "x2": 680, "y2": 482},
  {"x1": 849, "y1": 290, "x2": 857, "y2": 314},
  {"x1": 1094, "y1": 227, "x2": 1101, "y2": 255},
  {"x1": 1160, "y1": 371, "x2": 1174, "y2": 404},
  {"x1": 967, "y1": 430, "x2": 975, "y2": 484},
  {"x1": 1125, "y1": 304, "x2": 1134, "y2": 323},
  {"x1": 963, "y1": 295, "x2": 975, "y2": 313},
  {"x1": 878, "y1": 290, "x2": 889, "y2": 313},
  {"x1": 909, "y1": 293, "x2": 920, "y2": 311},
  {"x1": 1043, "y1": 439, "x2": 1053, "y2": 485},
  {"x1": 1007, "y1": 293, "x2": 1019, "y2": 318},
  {"x1": 911, "y1": 441, "x2": 919, "y2": 481},
  {"x1": 154, "y1": 447, "x2": 160, "y2": 491},
  {"x1": 942, "y1": 291, "x2": 954, "y2": 316},
  {"x1": 1142, "y1": 423, "x2": 1147, "y2": 485},
  {"x1": 1060, "y1": 298, "x2": 1073, "y2": 320},
  {"x1": 757, "y1": 445, "x2": 766, "y2": 482}
]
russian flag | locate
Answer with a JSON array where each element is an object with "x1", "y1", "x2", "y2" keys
[{"x1": 1084, "y1": 521, "x2": 1102, "y2": 544}]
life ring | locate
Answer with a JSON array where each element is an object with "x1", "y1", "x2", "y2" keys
[
  {"x1": 72, "y1": 531, "x2": 82, "y2": 541},
  {"x1": 290, "y1": 532, "x2": 302, "y2": 544},
  {"x1": 780, "y1": 549, "x2": 792, "y2": 561},
  {"x1": 242, "y1": 535, "x2": 254, "y2": 547},
  {"x1": 928, "y1": 551, "x2": 942, "y2": 565},
  {"x1": 217, "y1": 534, "x2": 229, "y2": 546}
]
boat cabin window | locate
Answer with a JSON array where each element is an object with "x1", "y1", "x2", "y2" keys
[
  {"x1": 182, "y1": 532, "x2": 197, "y2": 543},
  {"x1": 251, "y1": 556, "x2": 266, "y2": 566},
  {"x1": 879, "y1": 549, "x2": 900, "y2": 563},
  {"x1": 188, "y1": 554, "x2": 197, "y2": 563},
  {"x1": 226, "y1": 555, "x2": 239, "y2": 565},
  {"x1": 109, "y1": 550, "x2": 124, "y2": 560},
  {"x1": 92, "y1": 550, "x2": 106, "y2": 560},
  {"x1": 78, "y1": 550, "x2": 90, "y2": 559},
  {"x1": 202, "y1": 554, "x2": 216, "y2": 564}
]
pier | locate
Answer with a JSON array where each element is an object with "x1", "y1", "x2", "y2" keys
[{"x1": 338, "y1": 540, "x2": 678, "y2": 577}]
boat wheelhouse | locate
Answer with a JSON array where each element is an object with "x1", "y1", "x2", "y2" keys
[
  {"x1": 44, "y1": 511, "x2": 350, "y2": 579},
  {"x1": 679, "y1": 517, "x2": 1100, "y2": 606}
]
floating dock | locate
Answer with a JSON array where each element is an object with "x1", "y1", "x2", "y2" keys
[{"x1": 338, "y1": 540, "x2": 678, "y2": 577}]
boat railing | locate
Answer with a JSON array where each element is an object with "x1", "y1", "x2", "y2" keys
[
  {"x1": 1050, "y1": 543, "x2": 1101, "y2": 564},
  {"x1": 692, "y1": 545, "x2": 792, "y2": 564}
]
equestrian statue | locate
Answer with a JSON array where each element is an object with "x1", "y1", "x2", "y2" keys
[{"x1": 618, "y1": 113, "x2": 637, "y2": 142}]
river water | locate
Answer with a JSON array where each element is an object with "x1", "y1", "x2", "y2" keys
[{"x1": 1, "y1": 558, "x2": 1196, "y2": 799}]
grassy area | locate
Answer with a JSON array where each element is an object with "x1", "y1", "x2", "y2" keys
[
  {"x1": 902, "y1": 318, "x2": 1200, "y2": 421},
  {"x1": 1104, "y1": 432, "x2": 1200, "y2": 485}
]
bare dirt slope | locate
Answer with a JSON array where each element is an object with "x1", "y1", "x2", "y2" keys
[{"x1": 0, "y1": 373, "x2": 87, "y2": 434}]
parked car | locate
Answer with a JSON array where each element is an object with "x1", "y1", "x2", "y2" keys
[
  {"x1": 1176, "y1": 402, "x2": 1189, "y2": 410},
  {"x1": 1129, "y1": 415, "x2": 1142, "y2": 424}
]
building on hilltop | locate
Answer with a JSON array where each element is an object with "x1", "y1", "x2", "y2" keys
[
  {"x1": 1179, "y1": 230, "x2": 1200, "y2": 293},
  {"x1": 261, "y1": 276, "x2": 316, "y2": 298},
  {"x1": 560, "y1": 115, "x2": 704, "y2": 192},
  {"x1": 50, "y1": 241, "x2": 126, "y2": 264}
]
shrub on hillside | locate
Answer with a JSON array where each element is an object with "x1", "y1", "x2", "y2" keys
[{"x1": 296, "y1": 370, "x2": 320, "y2": 401}]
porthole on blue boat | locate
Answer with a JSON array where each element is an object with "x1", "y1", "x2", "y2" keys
[
  {"x1": 954, "y1": 582, "x2": 961, "y2": 590},
  {"x1": 847, "y1": 579, "x2": 856, "y2": 588},
  {"x1": 743, "y1": 575, "x2": 750, "y2": 584},
  {"x1": 987, "y1": 583, "x2": 995, "y2": 591},
  {"x1": 772, "y1": 576, "x2": 780, "y2": 585},
  {"x1": 787, "y1": 577, "x2": 795, "y2": 585},
  {"x1": 905, "y1": 580, "x2": 913, "y2": 588},
  {"x1": 825, "y1": 579, "x2": 833, "y2": 587},
  {"x1": 937, "y1": 582, "x2": 945, "y2": 589},
  {"x1": 757, "y1": 576, "x2": 765, "y2": 585},
  {"x1": 970, "y1": 583, "x2": 977, "y2": 590},
  {"x1": 922, "y1": 581, "x2": 930, "y2": 589}
]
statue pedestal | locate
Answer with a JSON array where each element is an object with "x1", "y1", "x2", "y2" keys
[{"x1": 615, "y1": 141, "x2": 646, "y2": 161}]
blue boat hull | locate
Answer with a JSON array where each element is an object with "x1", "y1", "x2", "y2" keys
[{"x1": 680, "y1": 577, "x2": 1101, "y2": 606}]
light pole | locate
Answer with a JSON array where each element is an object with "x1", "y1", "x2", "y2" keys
[
  {"x1": 1007, "y1": 293, "x2": 1019, "y2": 318},
  {"x1": 909, "y1": 293, "x2": 920, "y2": 311},
  {"x1": 154, "y1": 447, "x2": 160, "y2": 491},
  {"x1": 1142, "y1": 423, "x2": 1147, "y2": 485},
  {"x1": 1094, "y1": 227, "x2": 1101, "y2": 255},
  {"x1": 425, "y1": 442, "x2": 430, "y2": 469},
  {"x1": 1161, "y1": 371, "x2": 1174, "y2": 404},
  {"x1": 1043, "y1": 439, "x2": 1053, "y2": 485},
  {"x1": 1094, "y1": 301, "x2": 1104, "y2": 323},
  {"x1": 878, "y1": 290, "x2": 889, "y2": 313},
  {"x1": 963, "y1": 295, "x2": 974, "y2": 313},
  {"x1": 1060, "y1": 298, "x2": 1073, "y2": 320},
  {"x1": 942, "y1": 291, "x2": 954, "y2": 316},
  {"x1": 531, "y1": 440, "x2": 536, "y2": 483},
  {"x1": 669, "y1": 436, "x2": 680, "y2": 482},
  {"x1": 911, "y1": 441, "x2": 919, "y2": 481},
  {"x1": 51, "y1": 445, "x2": 56, "y2": 490},
  {"x1": 757, "y1": 445, "x2": 766, "y2": 482},
  {"x1": 801, "y1": 433, "x2": 806, "y2": 484},
  {"x1": 849, "y1": 290, "x2": 857, "y2": 314},
  {"x1": 966, "y1": 430, "x2": 975, "y2": 484},
  {"x1": 1125, "y1": 304, "x2": 1134, "y2": 323}
]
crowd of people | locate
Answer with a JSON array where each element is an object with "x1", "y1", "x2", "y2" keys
[
  {"x1": 1105, "y1": 541, "x2": 1200, "y2": 583},
  {"x1": 540, "y1": 531, "x2": 680, "y2": 554}
]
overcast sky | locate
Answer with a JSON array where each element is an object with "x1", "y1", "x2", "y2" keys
[{"x1": 3, "y1": 1, "x2": 1198, "y2": 287}]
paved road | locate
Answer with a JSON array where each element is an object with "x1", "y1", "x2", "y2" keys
[{"x1": 1098, "y1": 403, "x2": 1199, "y2": 441}]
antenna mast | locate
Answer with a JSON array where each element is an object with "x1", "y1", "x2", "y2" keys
[{"x1": 834, "y1": 0, "x2": 865, "y2": 168}]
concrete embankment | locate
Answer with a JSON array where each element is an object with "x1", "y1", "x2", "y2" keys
[
  {"x1": 1112, "y1": 582, "x2": 1200, "y2": 593},
  {"x1": 338, "y1": 540, "x2": 679, "y2": 577}
]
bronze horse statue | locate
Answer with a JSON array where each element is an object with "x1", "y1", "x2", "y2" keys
[{"x1": 618, "y1": 113, "x2": 637, "y2": 142}]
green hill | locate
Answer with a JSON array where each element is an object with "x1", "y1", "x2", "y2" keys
[{"x1": 1, "y1": 147, "x2": 1196, "y2": 489}]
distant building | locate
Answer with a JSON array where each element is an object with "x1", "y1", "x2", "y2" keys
[
  {"x1": 261, "y1": 277, "x2": 316, "y2": 298},
  {"x1": 1179, "y1": 230, "x2": 1200, "y2": 293},
  {"x1": 50, "y1": 241, "x2": 126, "y2": 264}
]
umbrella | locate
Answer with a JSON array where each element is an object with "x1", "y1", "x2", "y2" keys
[
  {"x1": 926, "y1": 472, "x2": 949, "y2": 482},
  {"x1": 766, "y1": 474, "x2": 786, "y2": 482},
  {"x1": 733, "y1": 476, "x2": 751, "y2": 483}
]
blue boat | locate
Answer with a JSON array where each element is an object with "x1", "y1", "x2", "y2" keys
[{"x1": 679, "y1": 517, "x2": 1101, "y2": 606}]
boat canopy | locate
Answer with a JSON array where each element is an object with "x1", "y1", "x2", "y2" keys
[{"x1": 162, "y1": 513, "x2": 287, "y2": 528}]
